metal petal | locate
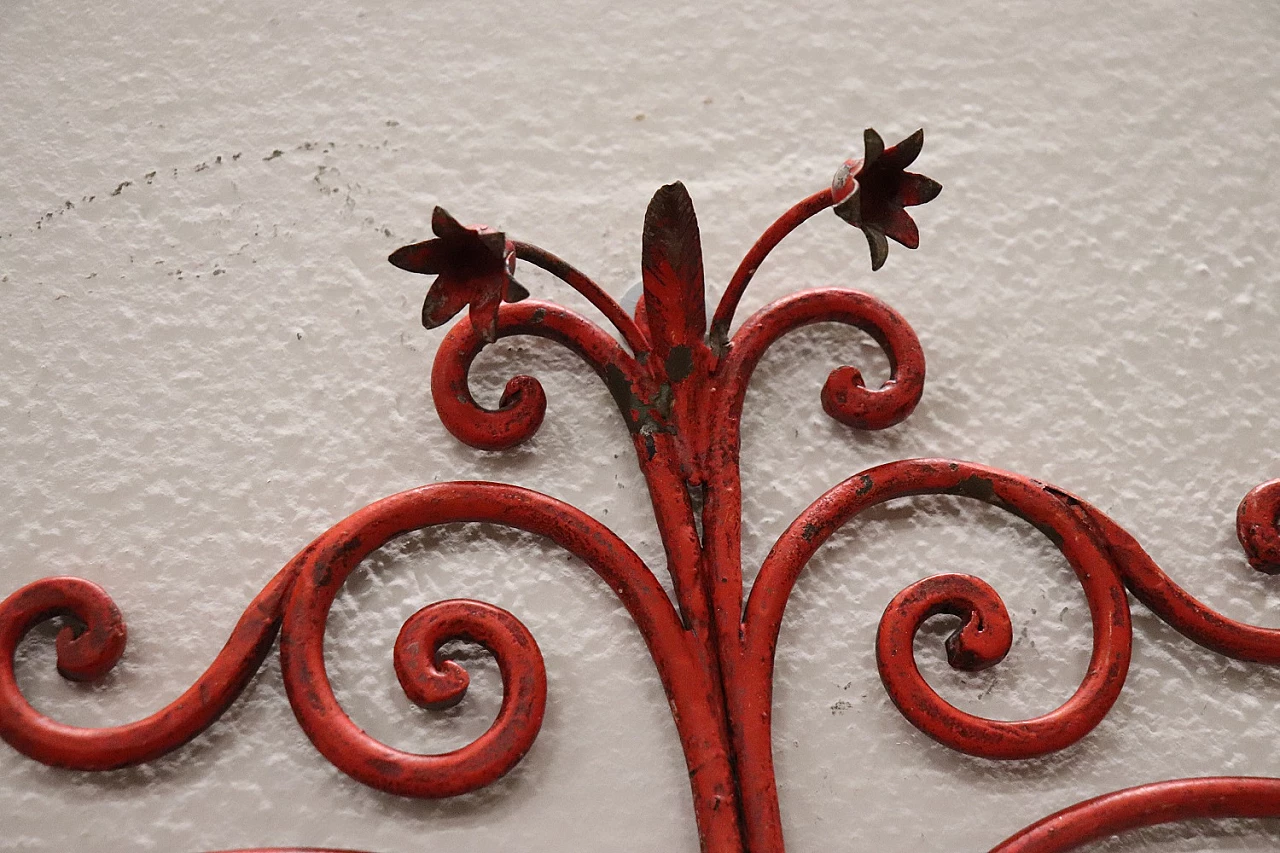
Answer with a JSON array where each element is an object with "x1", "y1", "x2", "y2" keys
[
  {"x1": 882, "y1": 207, "x2": 920, "y2": 249},
  {"x1": 388, "y1": 239, "x2": 448, "y2": 275},
  {"x1": 421, "y1": 274, "x2": 473, "y2": 329},
  {"x1": 883, "y1": 128, "x2": 924, "y2": 170},
  {"x1": 431, "y1": 206, "x2": 470, "y2": 241},
  {"x1": 505, "y1": 275, "x2": 530, "y2": 303},
  {"x1": 863, "y1": 226, "x2": 889, "y2": 271},
  {"x1": 863, "y1": 128, "x2": 885, "y2": 166},
  {"x1": 477, "y1": 230, "x2": 508, "y2": 260},
  {"x1": 897, "y1": 172, "x2": 942, "y2": 207}
]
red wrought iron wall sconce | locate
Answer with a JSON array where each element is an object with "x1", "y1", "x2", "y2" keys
[{"x1": 2, "y1": 127, "x2": 1280, "y2": 853}]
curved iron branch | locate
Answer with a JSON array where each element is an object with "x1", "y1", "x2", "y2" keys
[
  {"x1": 281, "y1": 481, "x2": 742, "y2": 849},
  {"x1": 1066, "y1": 480, "x2": 1280, "y2": 663},
  {"x1": 716, "y1": 287, "x2": 926, "y2": 434},
  {"x1": 727, "y1": 459, "x2": 1132, "y2": 852},
  {"x1": 743, "y1": 463, "x2": 1280, "y2": 760},
  {"x1": 990, "y1": 777, "x2": 1280, "y2": 853},
  {"x1": 431, "y1": 300, "x2": 653, "y2": 451},
  {"x1": 0, "y1": 564, "x2": 296, "y2": 770},
  {"x1": 700, "y1": 294, "x2": 925, "y2": 853},
  {"x1": 0, "y1": 481, "x2": 744, "y2": 853},
  {"x1": 701, "y1": 286, "x2": 927, "y2": 710},
  {"x1": 731, "y1": 462, "x2": 1280, "y2": 853},
  {"x1": 512, "y1": 241, "x2": 651, "y2": 357},
  {"x1": 710, "y1": 189, "x2": 833, "y2": 349},
  {"x1": 280, "y1": 482, "x2": 648, "y2": 796}
]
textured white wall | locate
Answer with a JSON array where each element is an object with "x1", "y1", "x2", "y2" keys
[{"x1": 1, "y1": 1, "x2": 1278, "y2": 851}]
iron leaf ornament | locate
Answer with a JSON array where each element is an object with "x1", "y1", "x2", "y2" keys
[{"x1": 3, "y1": 127, "x2": 1280, "y2": 853}]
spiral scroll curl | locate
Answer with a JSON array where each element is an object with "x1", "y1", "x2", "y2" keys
[
  {"x1": 0, "y1": 565, "x2": 294, "y2": 770},
  {"x1": 741, "y1": 458, "x2": 1133, "y2": 764},
  {"x1": 431, "y1": 300, "x2": 651, "y2": 451},
  {"x1": 730, "y1": 463, "x2": 1280, "y2": 852},
  {"x1": 278, "y1": 481, "x2": 742, "y2": 849},
  {"x1": 701, "y1": 285, "x2": 929, "y2": 641},
  {"x1": 1237, "y1": 478, "x2": 1280, "y2": 575},
  {"x1": 717, "y1": 286, "x2": 927, "y2": 433},
  {"x1": 742, "y1": 467, "x2": 1280, "y2": 763},
  {"x1": 0, "y1": 481, "x2": 740, "y2": 817},
  {"x1": 277, "y1": 484, "x2": 570, "y2": 798},
  {"x1": 702, "y1": 286, "x2": 932, "y2": 853}
]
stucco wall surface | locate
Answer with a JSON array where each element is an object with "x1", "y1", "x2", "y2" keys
[{"x1": 1, "y1": 1, "x2": 1278, "y2": 851}]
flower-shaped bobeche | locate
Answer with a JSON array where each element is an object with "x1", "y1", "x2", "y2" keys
[
  {"x1": 389, "y1": 206, "x2": 529, "y2": 343},
  {"x1": 832, "y1": 128, "x2": 943, "y2": 270}
]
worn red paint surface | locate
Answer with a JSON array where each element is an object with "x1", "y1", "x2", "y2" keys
[{"x1": 3, "y1": 130, "x2": 1280, "y2": 852}]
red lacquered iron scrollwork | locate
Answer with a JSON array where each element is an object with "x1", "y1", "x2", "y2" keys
[{"x1": 2, "y1": 127, "x2": 1279, "y2": 853}]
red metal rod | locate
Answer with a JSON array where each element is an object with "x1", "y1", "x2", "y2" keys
[
  {"x1": 710, "y1": 188, "x2": 833, "y2": 353},
  {"x1": 0, "y1": 566, "x2": 294, "y2": 770},
  {"x1": 989, "y1": 777, "x2": 1280, "y2": 852},
  {"x1": 748, "y1": 459, "x2": 1133, "y2": 761},
  {"x1": 511, "y1": 240, "x2": 652, "y2": 357}
]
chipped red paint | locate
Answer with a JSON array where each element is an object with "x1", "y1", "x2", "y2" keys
[{"x1": 2, "y1": 131, "x2": 1280, "y2": 852}]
